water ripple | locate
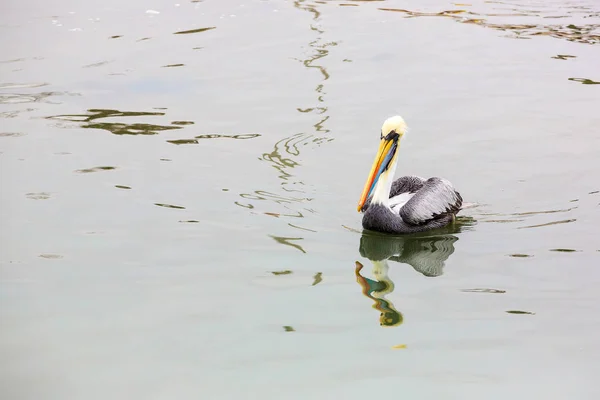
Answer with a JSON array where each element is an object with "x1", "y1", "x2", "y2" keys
[
  {"x1": 379, "y1": 3, "x2": 600, "y2": 45},
  {"x1": 167, "y1": 133, "x2": 261, "y2": 144},
  {"x1": 47, "y1": 109, "x2": 183, "y2": 136},
  {"x1": 173, "y1": 27, "x2": 216, "y2": 35},
  {"x1": 154, "y1": 203, "x2": 186, "y2": 210},
  {"x1": 75, "y1": 166, "x2": 117, "y2": 173},
  {"x1": 518, "y1": 218, "x2": 576, "y2": 229},
  {"x1": 233, "y1": 1, "x2": 338, "y2": 248}
]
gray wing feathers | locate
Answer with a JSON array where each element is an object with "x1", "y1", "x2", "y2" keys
[
  {"x1": 399, "y1": 177, "x2": 462, "y2": 226},
  {"x1": 361, "y1": 175, "x2": 425, "y2": 212},
  {"x1": 389, "y1": 176, "x2": 426, "y2": 197}
]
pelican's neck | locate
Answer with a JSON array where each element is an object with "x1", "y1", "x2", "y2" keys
[{"x1": 371, "y1": 148, "x2": 399, "y2": 208}]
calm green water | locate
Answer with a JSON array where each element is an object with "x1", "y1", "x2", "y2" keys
[{"x1": 2, "y1": 0, "x2": 600, "y2": 398}]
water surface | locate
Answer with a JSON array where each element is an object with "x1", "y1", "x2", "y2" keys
[{"x1": 1, "y1": 0, "x2": 600, "y2": 399}]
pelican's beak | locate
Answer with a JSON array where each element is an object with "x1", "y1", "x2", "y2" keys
[{"x1": 357, "y1": 137, "x2": 398, "y2": 212}]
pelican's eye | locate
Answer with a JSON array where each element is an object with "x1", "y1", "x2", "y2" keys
[{"x1": 384, "y1": 130, "x2": 399, "y2": 141}]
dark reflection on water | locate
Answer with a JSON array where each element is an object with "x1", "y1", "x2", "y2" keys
[
  {"x1": 47, "y1": 109, "x2": 183, "y2": 136},
  {"x1": 271, "y1": 270, "x2": 293, "y2": 276},
  {"x1": 82, "y1": 60, "x2": 113, "y2": 68},
  {"x1": 293, "y1": 0, "x2": 337, "y2": 138},
  {"x1": 288, "y1": 222, "x2": 316, "y2": 232},
  {"x1": 241, "y1": 191, "x2": 308, "y2": 204},
  {"x1": 269, "y1": 235, "x2": 307, "y2": 253},
  {"x1": 461, "y1": 288, "x2": 506, "y2": 294},
  {"x1": 506, "y1": 310, "x2": 535, "y2": 315},
  {"x1": 355, "y1": 218, "x2": 475, "y2": 327},
  {"x1": 173, "y1": 27, "x2": 216, "y2": 35},
  {"x1": 257, "y1": 133, "x2": 312, "y2": 192},
  {"x1": 25, "y1": 192, "x2": 51, "y2": 200},
  {"x1": 154, "y1": 203, "x2": 186, "y2": 210},
  {"x1": 378, "y1": 3, "x2": 600, "y2": 45},
  {"x1": 167, "y1": 133, "x2": 261, "y2": 145},
  {"x1": 473, "y1": 203, "x2": 582, "y2": 230},
  {"x1": 358, "y1": 222, "x2": 471, "y2": 277},
  {"x1": 0, "y1": 82, "x2": 48, "y2": 89},
  {"x1": 0, "y1": 132, "x2": 26, "y2": 137},
  {"x1": 0, "y1": 108, "x2": 35, "y2": 119},
  {"x1": 197, "y1": 133, "x2": 260, "y2": 139},
  {"x1": 167, "y1": 139, "x2": 198, "y2": 145},
  {"x1": 85, "y1": 122, "x2": 179, "y2": 135},
  {"x1": 518, "y1": 218, "x2": 576, "y2": 229},
  {"x1": 235, "y1": 0, "x2": 338, "y2": 252},
  {"x1": 551, "y1": 54, "x2": 576, "y2": 60},
  {"x1": 568, "y1": 77, "x2": 600, "y2": 85},
  {"x1": 0, "y1": 91, "x2": 77, "y2": 105},
  {"x1": 312, "y1": 272, "x2": 323, "y2": 286},
  {"x1": 75, "y1": 166, "x2": 117, "y2": 173}
]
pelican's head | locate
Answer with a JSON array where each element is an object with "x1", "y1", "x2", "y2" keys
[
  {"x1": 381, "y1": 115, "x2": 407, "y2": 140},
  {"x1": 357, "y1": 116, "x2": 408, "y2": 212}
]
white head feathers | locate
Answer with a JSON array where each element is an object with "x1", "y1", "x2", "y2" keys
[{"x1": 381, "y1": 115, "x2": 408, "y2": 138}]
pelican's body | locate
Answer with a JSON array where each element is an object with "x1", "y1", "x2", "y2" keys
[{"x1": 357, "y1": 116, "x2": 464, "y2": 234}]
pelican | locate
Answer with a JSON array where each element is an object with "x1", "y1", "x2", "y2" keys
[{"x1": 357, "y1": 116, "x2": 464, "y2": 234}]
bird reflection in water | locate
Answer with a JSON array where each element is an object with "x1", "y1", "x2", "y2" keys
[
  {"x1": 355, "y1": 260, "x2": 403, "y2": 327},
  {"x1": 355, "y1": 218, "x2": 474, "y2": 327}
]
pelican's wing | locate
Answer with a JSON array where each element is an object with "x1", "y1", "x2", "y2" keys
[
  {"x1": 389, "y1": 175, "x2": 426, "y2": 197},
  {"x1": 361, "y1": 175, "x2": 425, "y2": 212},
  {"x1": 389, "y1": 192, "x2": 415, "y2": 215},
  {"x1": 389, "y1": 176, "x2": 426, "y2": 214},
  {"x1": 399, "y1": 177, "x2": 462, "y2": 226}
]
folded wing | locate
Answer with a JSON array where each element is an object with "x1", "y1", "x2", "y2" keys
[{"x1": 399, "y1": 177, "x2": 462, "y2": 226}]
